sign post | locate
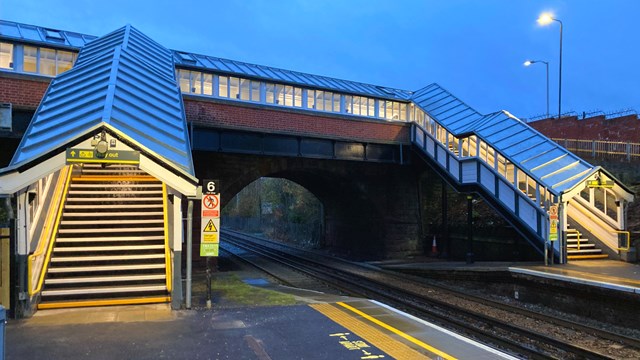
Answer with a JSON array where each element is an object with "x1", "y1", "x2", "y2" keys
[
  {"x1": 547, "y1": 205, "x2": 559, "y2": 266},
  {"x1": 200, "y1": 179, "x2": 220, "y2": 309}
]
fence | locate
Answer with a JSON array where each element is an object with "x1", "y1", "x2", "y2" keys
[{"x1": 553, "y1": 138, "x2": 640, "y2": 161}]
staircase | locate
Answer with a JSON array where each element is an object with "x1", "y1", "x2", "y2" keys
[
  {"x1": 566, "y1": 225, "x2": 608, "y2": 261},
  {"x1": 39, "y1": 164, "x2": 171, "y2": 309}
]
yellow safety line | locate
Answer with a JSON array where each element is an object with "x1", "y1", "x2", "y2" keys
[
  {"x1": 310, "y1": 303, "x2": 432, "y2": 360},
  {"x1": 161, "y1": 183, "x2": 172, "y2": 293},
  {"x1": 38, "y1": 296, "x2": 171, "y2": 309},
  {"x1": 30, "y1": 166, "x2": 74, "y2": 296},
  {"x1": 337, "y1": 302, "x2": 457, "y2": 360},
  {"x1": 28, "y1": 166, "x2": 70, "y2": 294}
]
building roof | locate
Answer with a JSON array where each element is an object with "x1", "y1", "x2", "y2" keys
[
  {"x1": 0, "y1": 19, "x2": 97, "y2": 49},
  {"x1": 9, "y1": 24, "x2": 195, "y2": 176}
]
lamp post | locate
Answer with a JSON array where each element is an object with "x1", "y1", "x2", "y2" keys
[
  {"x1": 524, "y1": 60, "x2": 549, "y2": 119},
  {"x1": 537, "y1": 13, "x2": 563, "y2": 120}
]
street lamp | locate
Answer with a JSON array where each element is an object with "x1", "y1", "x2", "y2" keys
[
  {"x1": 537, "y1": 12, "x2": 563, "y2": 120},
  {"x1": 524, "y1": 60, "x2": 549, "y2": 119}
]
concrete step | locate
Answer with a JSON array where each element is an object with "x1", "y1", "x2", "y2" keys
[
  {"x1": 48, "y1": 263, "x2": 166, "y2": 273},
  {"x1": 58, "y1": 227, "x2": 163, "y2": 234},
  {"x1": 567, "y1": 243, "x2": 596, "y2": 249},
  {"x1": 67, "y1": 190, "x2": 163, "y2": 195},
  {"x1": 64, "y1": 197, "x2": 163, "y2": 202},
  {"x1": 51, "y1": 254, "x2": 165, "y2": 262},
  {"x1": 65, "y1": 204, "x2": 163, "y2": 209},
  {"x1": 567, "y1": 248, "x2": 603, "y2": 254},
  {"x1": 63, "y1": 211, "x2": 164, "y2": 217},
  {"x1": 41, "y1": 284, "x2": 167, "y2": 296},
  {"x1": 45, "y1": 274, "x2": 166, "y2": 285},
  {"x1": 60, "y1": 219, "x2": 164, "y2": 225},
  {"x1": 53, "y1": 244, "x2": 165, "y2": 252},
  {"x1": 69, "y1": 183, "x2": 162, "y2": 189},
  {"x1": 56, "y1": 235, "x2": 165, "y2": 243},
  {"x1": 567, "y1": 254, "x2": 609, "y2": 260}
]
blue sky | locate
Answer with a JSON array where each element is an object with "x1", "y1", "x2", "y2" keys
[{"x1": 3, "y1": 0, "x2": 639, "y2": 119}]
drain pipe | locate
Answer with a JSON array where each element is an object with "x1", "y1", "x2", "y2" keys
[{"x1": 186, "y1": 199, "x2": 193, "y2": 309}]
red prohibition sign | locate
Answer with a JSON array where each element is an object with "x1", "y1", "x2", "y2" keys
[{"x1": 203, "y1": 194, "x2": 219, "y2": 209}]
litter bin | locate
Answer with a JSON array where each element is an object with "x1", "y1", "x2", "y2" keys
[{"x1": 0, "y1": 305, "x2": 4, "y2": 360}]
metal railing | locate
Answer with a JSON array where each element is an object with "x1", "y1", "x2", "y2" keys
[{"x1": 553, "y1": 138, "x2": 640, "y2": 160}]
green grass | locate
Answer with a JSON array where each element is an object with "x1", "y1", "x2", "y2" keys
[{"x1": 194, "y1": 273, "x2": 297, "y2": 307}]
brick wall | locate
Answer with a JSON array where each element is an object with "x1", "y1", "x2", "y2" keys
[
  {"x1": 529, "y1": 115, "x2": 640, "y2": 143},
  {"x1": 0, "y1": 76, "x2": 50, "y2": 109},
  {"x1": 184, "y1": 98, "x2": 410, "y2": 144}
]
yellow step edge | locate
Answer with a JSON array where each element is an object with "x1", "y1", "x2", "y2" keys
[
  {"x1": 568, "y1": 254, "x2": 609, "y2": 260},
  {"x1": 38, "y1": 296, "x2": 171, "y2": 309},
  {"x1": 71, "y1": 176, "x2": 158, "y2": 181}
]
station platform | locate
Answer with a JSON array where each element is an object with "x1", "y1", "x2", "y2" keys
[
  {"x1": 374, "y1": 258, "x2": 640, "y2": 294},
  {"x1": 6, "y1": 259, "x2": 638, "y2": 360},
  {"x1": 7, "y1": 280, "x2": 517, "y2": 360}
]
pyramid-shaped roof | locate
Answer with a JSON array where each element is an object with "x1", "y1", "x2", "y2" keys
[{"x1": 9, "y1": 25, "x2": 194, "y2": 176}]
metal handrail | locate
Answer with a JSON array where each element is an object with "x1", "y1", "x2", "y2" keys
[
  {"x1": 162, "y1": 183, "x2": 172, "y2": 292},
  {"x1": 566, "y1": 229, "x2": 582, "y2": 250},
  {"x1": 28, "y1": 165, "x2": 72, "y2": 295},
  {"x1": 615, "y1": 230, "x2": 631, "y2": 251}
]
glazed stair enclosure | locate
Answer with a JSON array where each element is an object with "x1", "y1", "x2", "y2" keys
[
  {"x1": 33, "y1": 164, "x2": 171, "y2": 309},
  {"x1": 410, "y1": 120, "x2": 630, "y2": 262}
]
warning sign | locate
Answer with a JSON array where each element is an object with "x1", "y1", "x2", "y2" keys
[
  {"x1": 200, "y1": 180, "x2": 221, "y2": 257},
  {"x1": 204, "y1": 219, "x2": 218, "y2": 232}
]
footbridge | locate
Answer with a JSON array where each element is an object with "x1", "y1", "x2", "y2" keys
[{"x1": 0, "y1": 20, "x2": 634, "y2": 314}]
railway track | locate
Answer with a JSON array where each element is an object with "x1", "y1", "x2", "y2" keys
[{"x1": 220, "y1": 229, "x2": 640, "y2": 359}]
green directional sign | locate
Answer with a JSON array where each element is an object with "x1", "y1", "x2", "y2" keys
[{"x1": 66, "y1": 148, "x2": 140, "y2": 164}]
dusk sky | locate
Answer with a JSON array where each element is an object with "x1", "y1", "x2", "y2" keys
[{"x1": 2, "y1": 0, "x2": 639, "y2": 120}]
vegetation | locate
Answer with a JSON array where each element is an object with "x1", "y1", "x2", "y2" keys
[{"x1": 222, "y1": 178, "x2": 323, "y2": 247}]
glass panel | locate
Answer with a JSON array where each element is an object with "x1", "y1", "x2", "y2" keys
[
  {"x1": 56, "y1": 50, "x2": 74, "y2": 74},
  {"x1": 193, "y1": 72, "x2": 202, "y2": 94},
  {"x1": 0, "y1": 42, "x2": 14, "y2": 69},
  {"x1": 39, "y1": 48, "x2": 56, "y2": 76},
  {"x1": 322, "y1": 91, "x2": 332, "y2": 111},
  {"x1": 367, "y1": 98, "x2": 375, "y2": 117},
  {"x1": 24, "y1": 46, "x2": 38, "y2": 73},
  {"x1": 580, "y1": 187, "x2": 590, "y2": 202},
  {"x1": 345, "y1": 95, "x2": 353, "y2": 114},
  {"x1": 400, "y1": 103, "x2": 407, "y2": 121},
  {"x1": 307, "y1": 89, "x2": 315, "y2": 109},
  {"x1": 229, "y1": 77, "x2": 240, "y2": 99},
  {"x1": 385, "y1": 101, "x2": 394, "y2": 120},
  {"x1": 594, "y1": 188, "x2": 605, "y2": 212},
  {"x1": 332, "y1": 93, "x2": 340, "y2": 112},
  {"x1": 266, "y1": 83, "x2": 275, "y2": 104},
  {"x1": 240, "y1": 78, "x2": 250, "y2": 100},
  {"x1": 275, "y1": 84, "x2": 285, "y2": 105},
  {"x1": 294, "y1": 87, "x2": 302, "y2": 107},
  {"x1": 605, "y1": 191, "x2": 617, "y2": 220},
  {"x1": 378, "y1": 100, "x2": 384, "y2": 119},
  {"x1": 315, "y1": 91, "x2": 324, "y2": 110},
  {"x1": 284, "y1": 85, "x2": 294, "y2": 106},
  {"x1": 218, "y1": 76, "x2": 228, "y2": 97},
  {"x1": 251, "y1": 81, "x2": 260, "y2": 102},
  {"x1": 178, "y1": 70, "x2": 190, "y2": 92},
  {"x1": 203, "y1": 73, "x2": 213, "y2": 95}
]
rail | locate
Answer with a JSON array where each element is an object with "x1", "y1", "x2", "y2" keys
[
  {"x1": 161, "y1": 183, "x2": 172, "y2": 292},
  {"x1": 554, "y1": 138, "x2": 640, "y2": 160},
  {"x1": 28, "y1": 165, "x2": 72, "y2": 295}
]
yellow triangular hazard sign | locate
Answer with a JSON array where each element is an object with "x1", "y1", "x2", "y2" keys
[{"x1": 204, "y1": 219, "x2": 218, "y2": 232}]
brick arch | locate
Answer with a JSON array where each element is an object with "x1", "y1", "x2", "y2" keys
[{"x1": 193, "y1": 151, "x2": 422, "y2": 259}]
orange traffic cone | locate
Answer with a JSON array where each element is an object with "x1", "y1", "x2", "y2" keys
[{"x1": 430, "y1": 236, "x2": 438, "y2": 256}]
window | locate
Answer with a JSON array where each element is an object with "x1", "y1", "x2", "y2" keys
[
  {"x1": 240, "y1": 79, "x2": 251, "y2": 101},
  {"x1": 306, "y1": 89, "x2": 315, "y2": 109},
  {"x1": 229, "y1": 77, "x2": 240, "y2": 99},
  {"x1": 266, "y1": 83, "x2": 275, "y2": 103},
  {"x1": 293, "y1": 87, "x2": 302, "y2": 107},
  {"x1": 0, "y1": 43, "x2": 13, "y2": 69},
  {"x1": 251, "y1": 81, "x2": 260, "y2": 102},
  {"x1": 178, "y1": 70, "x2": 191, "y2": 92},
  {"x1": 203, "y1": 73, "x2": 213, "y2": 95},
  {"x1": 57, "y1": 50, "x2": 74, "y2": 74},
  {"x1": 218, "y1": 76, "x2": 228, "y2": 97},
  {"x1": 24, "y1": 46, "x2": 37, "y2": 73}
]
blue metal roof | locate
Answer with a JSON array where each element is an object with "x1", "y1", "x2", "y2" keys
[
  {"x1": 10, "y1": 24, "x2": 195, "y2": 176},
  {"x1": 0, "y1": 20, "x2": 97, "y2": 48},
  {"x1": 411, "y1": 84, "x2": 594, "y2": 194}
]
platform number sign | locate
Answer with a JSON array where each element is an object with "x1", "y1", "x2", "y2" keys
[{"x1": 201, "y1": 179, "x2": 221, "y2": 257}]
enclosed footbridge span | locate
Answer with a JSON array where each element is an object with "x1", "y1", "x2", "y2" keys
[
  {"x1": 0, "y1": 24, "x2": 197, "y2": 311},
  {"x1": 410, "y1": 84, "x2": 634, "y2": 262}
]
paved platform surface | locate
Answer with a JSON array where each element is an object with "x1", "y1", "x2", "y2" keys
[
  {"x1": 375, "y1": 258, "x2": 640, "y2": 293},
  {"x1": 7, "y1": 285, "x2": 516, "y2": 360}
]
